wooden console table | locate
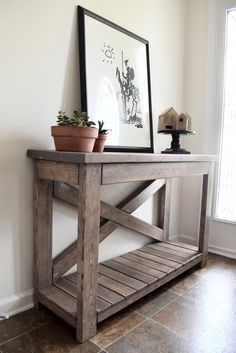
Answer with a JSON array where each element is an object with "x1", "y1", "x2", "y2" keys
[{"x1": 27, "y1": 150, "x2": 216, "y2": 342}]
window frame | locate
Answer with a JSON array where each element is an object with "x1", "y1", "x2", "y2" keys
[{"x1": 211, "y1": 0, "x2": 236, "y2": 224}]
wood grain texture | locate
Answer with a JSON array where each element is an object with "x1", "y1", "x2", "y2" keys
[
  {"x1": 27, "y1": 149, "x2": 217, "y2": 164},
  {"x1": 135, "y1": 249, "x2": 180, "y2": 269},
  {"x1": 98, "y1": 273, "x2": 135, "y2": 297},
  {"x1": 36, "y1": 160, "x2": 79, "y2": 183},
  {"x1": 38, "y1": 286, "x2": 76, "y2": 327},
  {"x1": 97, "y1": 256, "x2": 202, "y2": 322},
  {"x1": 198, "y1": 168, "x2": 213, "y2": 267},
  {"x1": 76, "y1": 163, "x2": 101, "y2": 342},
  {"x1": 99, "y1": 178, "x2": 165, "y2": 241},
  {"x1": 53, "y1": 179, "x2": 165, "y2": 279},
  {"x1": 121, "y1": 252, "x2": 174, "y2": 274},
  {"x1": 54, "y1": 277, "x2": 111, "y2": 313},
  {"x1": 102, "y1": 162, "x2": 210, "y2": 184},
  {"x1": 162, "y1": 179, "x2": 171, "y2": 241},
  {"x1": 103, "y1": 259, "x2": 157, "y2": 284},
  {"x1": 98, "y1": 264, "x2": 146, "y2": 290},
  {"x1": 113, "y1": 256, "x2": 167, "y2": 279},
  {"x1": 33, "y1": 169, "x2": 53, "y2": 308},
  {"x1": 101, "y1": 201, "x2": 163, "y2": 241},
  {"x1": 132, "y1": 249, "x2": 177, "y2": 271},
  {"x1": 29, "y1": 150, "x2": 215, "y2": 342},
  {"x1": 160, "y1": 242, "x2": 197, "y2": 254}
]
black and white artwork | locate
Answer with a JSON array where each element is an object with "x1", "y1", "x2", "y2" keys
[{"x1": 78, "y1": 6, "x2": 154, "y2": 152}]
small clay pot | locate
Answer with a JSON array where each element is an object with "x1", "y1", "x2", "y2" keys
[
  {"x1": 51, "y1": 126, "x2": 98, "y2": 152},
  {"x1": 93, "y1": 134, "x2": 107, "y2": 152}
]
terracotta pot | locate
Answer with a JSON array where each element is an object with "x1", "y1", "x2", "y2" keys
[
  {"x1": 93, "y1": 133, "x2": 107, "y2": 152},
  {"x1": 51, "y1": 126, "x2": 98, "y2": 152}
]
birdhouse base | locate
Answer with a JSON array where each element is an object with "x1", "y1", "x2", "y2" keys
[
  {"x1": 159, "y1": 130, "x2": 195, "y2": 155},
  {"x1": 161, "y1": 148, "x2": 191, "y2": 154}
]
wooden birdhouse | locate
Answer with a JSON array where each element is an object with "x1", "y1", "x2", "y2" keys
[
  {"x1": 177, "y1": 113, "x2": 192, "y2": 130},
  {"x1": 158, "y1": 107, "x2": 178, "y2": 131},
  {"x1": 178, "y1": 113, "x2": 188, "y2": 130},
  {"x1": 158, "y1": 108, "x2": 192, "y2": 132}
]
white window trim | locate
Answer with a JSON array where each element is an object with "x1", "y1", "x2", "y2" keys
[{"x1": 205, "y1": 0, "x2": 236, "y2": 225}]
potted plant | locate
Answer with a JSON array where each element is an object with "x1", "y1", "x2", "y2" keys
[
  {"x1": 93, "y1": 120, "x2": 110, "y2": 152},
  {"x1": 51, "y1": 111, "x2": 98, "y2": 152}
]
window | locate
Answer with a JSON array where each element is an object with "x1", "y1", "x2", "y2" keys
[{"x1": 215, "y1": 9, "x2": 236, "y2": 222}]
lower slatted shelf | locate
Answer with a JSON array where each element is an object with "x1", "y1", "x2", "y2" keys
[{"x1": 46, "y1": 241, "x2": 202, "y2": 324}]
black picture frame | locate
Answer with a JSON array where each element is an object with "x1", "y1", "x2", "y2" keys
[{"x1": 78, "y1": 6, "x2": 154, "y2": 153}]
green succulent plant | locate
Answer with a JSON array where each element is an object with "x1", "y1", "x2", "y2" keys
[
  {"x1": 98, "y1": 120, "x2": 110, "y2": 134},
  {"x1": 56, "y1": 110, "x2": 96, "y2": 128},
  {"x1": 57, "y1": 111, "x2": 72, "y2": 126},
  {"x1": 72, "y1": 111, "x2": 96, "y2": 127}
]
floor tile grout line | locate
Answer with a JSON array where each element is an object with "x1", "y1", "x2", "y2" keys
[
  {"x1": 148, "y1": 316, "x2": 225, "y2": 352},
  {"x1": 148, "y1": 316, "x2": 203, "y2": 349},
  {"x1": 103, "y1": 317, "x2": 150, "y2": 350},
  {"x1": 149, "y1": 316, "x2": 182, "y2": 337},
  {"x1": 131, "y1": 310, "x2": 148, "y2": 319},
  {"x1": 132, "y1": 292, "x2": 181, "y2": 319},
  {"x1": 0, "y1": 319, "x2": 54, "y2": 347}
]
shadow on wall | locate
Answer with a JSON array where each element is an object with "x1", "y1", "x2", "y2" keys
[{"x1": 61, "y1": 5, "x2": 81, "y2": 114}]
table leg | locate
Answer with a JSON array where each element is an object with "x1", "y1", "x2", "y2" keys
[
  {"x1": 159, "y1": 179, "x2": 171, "y2": 241},
  {"x1": 198, "y1": 172, "x2": 212, "y2": 267},
  {"x1": 33, "y1": 169, "x2": 53, "y2": 309},
  {"x1": 76, "y1": 163, "x2": 101, "y2": 342}
]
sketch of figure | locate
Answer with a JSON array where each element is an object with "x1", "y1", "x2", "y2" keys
[{"x1": 116, "y1": 51, "x2": 143, "y2": 127}]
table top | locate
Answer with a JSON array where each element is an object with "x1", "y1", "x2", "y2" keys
[{"x1": 27, "y1": 150, "x2": 218, "y2": 164}]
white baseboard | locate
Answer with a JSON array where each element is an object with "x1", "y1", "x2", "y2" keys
[
  {"x1": 0, "y1": 289, "x2": 34, "y2": 319},
  {"x1": 177, "y1": 234, "x2": 236, "y2": 259}
]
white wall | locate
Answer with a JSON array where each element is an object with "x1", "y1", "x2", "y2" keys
[
  {"x1": 0, "y1": 0, "x2": 186, "y2": 314},
  {"x1": 179, "y1": 0, "x2": 210, "y2": 242}
]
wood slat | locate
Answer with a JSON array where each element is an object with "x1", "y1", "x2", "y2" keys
[
  {"x1": 160, "y1": 242, "x2": 198, "y2": 255},
  {"x1": 98, "y1": 255, "x2": 203, "y2": 322},
  {"x1": 65, "y1": 272, "x2": 77, "y2": 284},
  {"x1": 149, "y1": 243, "x2": 196, "y2": 258},
  {"x1": 101, "y1": 201, "x2": 163, "y2": 241},
  {"x1": 54, "y1": 279, "x2": 111, "y2": 313},
  {"x1": 98, "y1": 273, "x2": 135, "y2": 297},
  {"x1": 55, "y1": 276, "x2": 122, "y2": 313},
  {"x1": 146, "y1": 244, "x2": 196, "y2": 263},
  {"x1": 96, "y1": 297, "x2": 112, "y2": 313},
  {"x1": 140, "y1": 246, "x2": 187, "y2": 264},
  {"x1": 167, "y1": 241, "x2": 198, "y2": 252},
  {"x1": 98, "y1": 264, "x2": 146, "y2": 290},
  {"x1": 97, "y1": 284, "x2": 125, "y2": 305},
  {"x1": 38, "y1": 286, "x2": 76, "y2": 327},
  {"x1": 55, "y1": 277, "x2": 77, "y2": 297},
  {"x1": 122, "y1": 252, "x2": 174, "y2": 274},
  {"x1": 114, "y1": 256, "x2": 167, "y2": 279},
  {"x1": 103, "y1": 260, "x2": 156, "y2": 284},
  {"x1": 133, "y1": 249, "x2": 179, "y2": 269}
]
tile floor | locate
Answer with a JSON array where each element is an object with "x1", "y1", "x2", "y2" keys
[{"x1": 0, "y1": 253, "x2": 236, "y2": 353}]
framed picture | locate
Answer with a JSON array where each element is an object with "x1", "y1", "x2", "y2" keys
[{"x1": 78, "y1": 6, "x2": 154, "y2": 153}]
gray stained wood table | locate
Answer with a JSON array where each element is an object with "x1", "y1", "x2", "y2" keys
[{"x1": 27, "y1": 150, "x2": 216, "y2": 343}]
